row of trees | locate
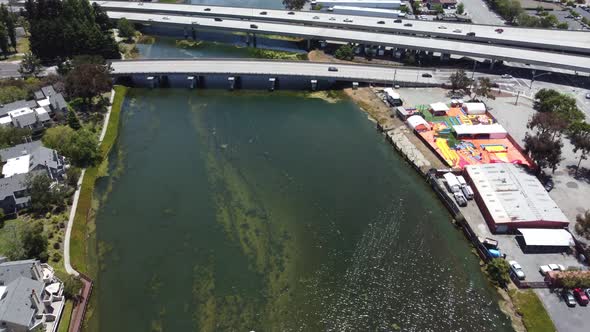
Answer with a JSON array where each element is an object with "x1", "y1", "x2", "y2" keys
[
  {"x1": 449, "y1": 70, "x2": 495, "y2": 100},
  {"x1": 524, "y1": 89, "x2": 589, "y2": 174},
  {"x1": 282, "y1": 0, "x2": 308, "y2": 10},
  {"x1": 25, "y1": 0, "x2": 119, "y2": 62},
  {"x1": 486, "y1": 0, "x2": 568, "y2": 29},
  {"x1": 0, "y1": 4, "x2": 17, "y2": 57}
]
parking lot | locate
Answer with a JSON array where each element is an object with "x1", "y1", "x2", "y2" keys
[{"x1": 535, "y1": 288, "x2": 589, "y2": 332}]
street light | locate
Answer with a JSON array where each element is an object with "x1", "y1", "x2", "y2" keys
[{"x1": 529, "y1": 70, "x2": 552, "y2": 90}]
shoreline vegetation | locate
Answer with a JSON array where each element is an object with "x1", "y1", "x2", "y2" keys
[
  {"x1": 174, "y1": 39, "x2": 308, "y2": 60},
  {"x1": 69, "y1": 85, "x2": 128, "y2": 278}
]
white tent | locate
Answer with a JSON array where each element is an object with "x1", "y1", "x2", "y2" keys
[
  {"x1": 462, "y1": 102, "x2": 486, "y2": 115},
  {"x1": 453, "y1": 123, "x2": 507, "y2": 139},
  {"x1": 518, "y1": 228, "x2": 574, "y2": 247},
  {"x1": 406, "y1": 115, "x2": 431, "y2": 131},
  {"x1": 429, "y1": 102, "x2": 449, "y2": 116}
]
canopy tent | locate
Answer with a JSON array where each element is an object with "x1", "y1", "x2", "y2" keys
[
  {"x1": 429, "y1": 102, "x2": 449, "y2": 116},
  {"x1": 462, "y1": 102, "x2": 486, "y2": 115},
  {"x1": 406, "y1": 115, "x2": 431, "y2": 132},
  {"x1": 518, "y1": 228, "x2": 574, "y2": 247},
  {"x1": 453, "y1": 123, "x2": 507, "y2": 139}
]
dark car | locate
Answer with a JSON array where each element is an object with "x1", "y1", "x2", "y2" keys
[
  {"x1": 422, "y1": 73, "x2": 432, "y2": 78},
  {"x1": 214, "y1": 18, "x2": 223, "y2": 22},
  {"x1": 377, "y1": 20, "x2": 385, "y2": 24},
  {"x1": 466, "y1": 32, "x2": 476, "y2": 36},
  {"x1": 543, "y1": 178, "x2": 554, "y2": 192},
  {"x1": 204, "y1": 8, "x2": 211, "y2": 11},
  {"x1": 394, "y1": 19, "x2": 402, "y2": 23},
  {"x1": 573, "y1": 288, "x2": 589, "y2": 306},
  {"x1": 260, "y1": 11, "x2": 267, "y2": 15},
  {"x1": 495, "y1": 28, "x2": 504, "y2": 33},
  {"x1": 328, "y1": 66, "x2": 338, "y2": 72},
  {"x1": 250, "y1": 24, "x2": 258, "y2": 29},
  {"x1": 563, "y1": 290, "x2": 577, "y2": 307},
  {"x1": 404, "y1": 23, "x2": 413, "y2": 27},
  {"x1": 288, "y1": 11, "x2": 295, "y2": 15}
]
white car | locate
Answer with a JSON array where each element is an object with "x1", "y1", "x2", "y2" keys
[
  {"x1": 548, "y1": 263, "x2": 565, "y2": 272},
  {"x1": 539, "y1": 265, "x2": 552, "y2": 275},
  {"x1": 501, "y1": 74, "x2": 512, "y2": 79},
  {"x1": 509, "y1": 260, "x2": 525, "y2": 280}
]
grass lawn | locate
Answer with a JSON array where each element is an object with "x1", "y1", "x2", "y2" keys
[
  {"x1": 57, "y1": 300, "x2": 74, "y2": 332},
  {"x1": 509, "y1": 289, "x2": 556, "y2": 332},
  {"x1": 70, "y1": 86, "x2": 128, "y2": 277},
  {"x1": 17, "y1": 37, "x2": 30, "y2": 54}
]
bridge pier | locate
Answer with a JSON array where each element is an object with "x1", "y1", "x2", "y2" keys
[
  {"x1": 252, "y1": 33, "x2": 257, "y2": 48},
  {"x1": 183, "y1": 27, "x2": 188, "y2": 39},
  {"x1": 191, "y1": 27, "x2": 196, "y2": 40},
  {"x1": 310, "y1": 79, "x2": 318, "y2": 91},
  {"x1": 228, "y1": 77, "x2": 235, "y2": 90},
  {"x1": 306, "y1": 39, "x2": 311, "y2": 50},
  {"x1": 352, "y1": 82, "x2": 359, "y2": 90},
  {"x1": 187, "y1": 76, "x2": 197, "y2": 89},
  {"x1": 147, "y1": 76, "x2": 159, "y2": 89},
  {"x1": 489, "y1": 60, "x2": 495, "y2": 70},
  {"x1": 269, "y1": 77, "x2": 277, "y2": 91},
  {"x1": 441, "y1": 53, "x2": 450, "y2": 61}
]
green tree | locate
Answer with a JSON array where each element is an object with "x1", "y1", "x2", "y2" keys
[
  {"x1": 524, "y1": 131, "x2": 563, "y2": 173},
  {"x1": 63, "y1": 275, "x2": 83, "y2": 300},
  {"x1": 575, "y1": 210, "x2": 590, "y2": 240},
  {"x1": 527, "y1": 112, "x2": 568, "y2": 141},
  {"x1": 282, "y1": 0, "x2": 308, "y2": 10},
  {"x1": 472, "y1": 77, "x2": 495, "y2": 100},
  {"x1": 539, "y1": 14, "x2": 558, "y2": 28},
  {"x1": 0, "y1": 22, "x2": 9, "y2": 58},
  {"x1": 65, "y1": 58, "x2": 112, "y2": 109},
  {"x1": 557, "y1": 22, "x2": 569, "y2": 30},
  {"x1": 18, "y1": 52, "x2": 43, "y2": 77},
  {"x1": 0, "y1": 85, "x2": 28, "y2": 104},
  {"x1": 42, "y1": 126, "x2": 100, "y2": 167},
  {"x1": 66, "y1": 166, "x2": 81, "y2": 188},
  {"x1": 0, "y1": 5, "x2": 16, "y2": 50},
  {"x1": 117, "y1": 18, "x2": 136, "y2": 41},
  {"x1": 449, "y1": 70, "x2": 470, "y2": 92},
  {"x1": 487, "y1": 258, "x2": 511, "y2": 288},
  {"x1": 42, "y1": 125, "x2": 75, "y2": 152},
  {"x1": 0, "y1": 126, "x2": 31, "y2": 148},
  {"x1": 432, "y1": 4, "x2": 444, "y2": 14},
  {"x1": 5, "y1": 221, "x2": 49, "y2": 262},
  {"x1": 67, "y1": 108, "x2": 81, "y2": 130},
  {"x1": 334, "y1": 44, "x2": 354, "y2": 61},
  {"x1": 533, "y1": 89, "x2": 584, "y2": 127},
  {"x1": 568, "y1": 122, "x2": 590, "y2": 176},
  {"x1": 27, "y1": 174, "x2": 65, "y2": 213},
  {"x1": 456, "y1": 3, "x2": 465, "y2": 15},
  {"x1": 412, "y1": 0, "x2": 421, "y2": 14}
]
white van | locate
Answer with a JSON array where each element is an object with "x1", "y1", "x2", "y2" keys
[
  {"x1": 443, "y1": 173, "x2": 461, "y2": 193},
  {"x1": 461, "y1": 185, "x2": 474, "y2": 200},
  {"x1": 456, "y1": 175, "x2": 467, "y2": 187}
]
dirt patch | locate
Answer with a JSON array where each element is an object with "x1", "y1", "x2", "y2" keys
[{"x1": 308, "y1": 50, "x2": 405, "y2": 67}]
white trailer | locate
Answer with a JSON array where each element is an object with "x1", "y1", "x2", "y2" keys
[{"x1": 443, "y1": 173, "x2": 461, "y2": 193}]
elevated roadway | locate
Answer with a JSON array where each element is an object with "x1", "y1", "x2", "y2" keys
[
  {"x1": 110, "y1": 59, "x2": 451, "y2": 85},
  {"x1": 96, "y1": 1, "x2": 590, "y2": 55},
  {"x1": 107, "y1": 11, "x2": 590, "y2": 73}
]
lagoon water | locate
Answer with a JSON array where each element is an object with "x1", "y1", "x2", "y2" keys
[
  {"x1": 93, "y1": 1, "x2": 513, "y2": 330},
  {"x1": 93, "y1": 89, "x2": 512, "y2": 331}
]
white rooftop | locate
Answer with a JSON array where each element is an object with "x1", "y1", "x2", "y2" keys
[
  {"x1": 37, "y1": 98, "x2": 51, "y2": 107},
  {"x1": 430, "y1": 102, "x2": 449, "y2": 112},
  {"x1": 2, "y1": 155, "x2": 31, "y2": 178},
  {"x1": 8, "y1": 107, "x2": 34, "y2": 117},
  {"x1": 518, "y1": 228, "x2": 574, "y2": 247},
  {"x1": 465, "y1": 163, "x2": 569, "y2": 225},
  {"x1": 453, "y1": 123, "x2": 507, "y2": 135},
  {"x1": 0, "y1": 116, "x2": 11, "y2": 125}
]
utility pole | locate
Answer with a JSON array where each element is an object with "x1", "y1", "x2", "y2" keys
[
  {"x1": 393, "y1": 69, "x2": 397, "y2": 87},
  {"x1": 515, "y1": 90, "x2": 520, "y2": 106},
  {"x1": 468, "y1": 60, "x2": 477, "y2": 94}
]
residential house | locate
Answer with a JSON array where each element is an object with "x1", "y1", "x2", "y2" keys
[
  {"x1": 0, "y1": 86, "x2": 67, "y2": 130},
  {"x1": 0, "y1": 259, "x2": 65, "y2": 332},
  {"x1": 0, "y1": 142, "x2": 66, "y2": 214}
]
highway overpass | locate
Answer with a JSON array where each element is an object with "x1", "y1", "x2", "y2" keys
[
  {"x1": 106, "y1": 11, "x2": 590, "y2": 73},
  {"x1": 110, "y1": 59, "x2": 453, "y2": 85},
  {"x1": 96, "y1": 1, "x2": 590, "y2": 55}
]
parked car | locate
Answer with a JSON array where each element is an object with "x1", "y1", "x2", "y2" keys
[
  {"x1": 541, "y1": 177, "x2": 554, "y2": 192},
  {"x1": 501, "y1": 74, "x2": 512, "y2": 79},
  {"x1": 461, "y1": 185, "x2": 474, "y2": 200},
  {"x1": 250, "y1": 24, "x2": 258, "y2": 29},
  {"x1": 260, "y1": 11, "x2": 267, "y2": 15},
  {"x1": 539, "y1": 265, "x2": 552, "y2": 276},
  {"x1": 421, "y1": 73, "x2": 433, "y2": 78},
  {"x1": 563, "y1": 290, "x2": 577, "y2": 307},
  {"x1": 328, "y1": 66, "x2": 338, "y2": 72},
  {"x1": 585, "y1": 288, "x2": 590, "y2": 298},
  {"x1": 509, "y1": 260, "x2": 526, "y2": 280},
  {"x1": 495, "y1": 28, "x2": 504, "y2": 33},
  {"x1": 466, "y1": 32, "x2": 476, "y2": 36},
  {"x1": 454, "y1": 192, "x2": 467, "y2": 207},
  {"x1": 394, "y1": 19, "x2": 402, "y2": 23},
  {"x1": 573, "y1": 288, "x2": 589, "y2": 306},
  {"x1": 377, "y1": 20, "x2": 385, "y2": 24},
  {"x1": 482, "y1": 237, "x2": 498, "y2": 249},
  {"x1": 586, "y1": 93, "x2": 590, "y2": 99},
  {"x1": 404, "y1": 23, "x2": 413, "y2": 27},
  {"x1": 214, "y1": 18, "x2": 223, "y2": 22},
  {"x1": 548, "y1": 264, "x2": 565, "y2": 272}
]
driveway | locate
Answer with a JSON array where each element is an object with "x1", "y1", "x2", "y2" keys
[
  {"x1": 0, "y1": 61, "x2": 21, "y2": 79},
  {"x1": 460, "y1": 0, "x2": 505, "y2": 25}
]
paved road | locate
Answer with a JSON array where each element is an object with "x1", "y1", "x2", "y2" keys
[
  {"x1": 460, "y1": 0, "x2": 504, "y2": 25},
  {"x1": 107, "y1": 11, "x2": 590, "y2": 73},
  {"x1": 0, "y1": 61, "x2": 20, "y2": 78},
  {"x1": 97, "y1": 1, "x2": 590, "y2": 54}
]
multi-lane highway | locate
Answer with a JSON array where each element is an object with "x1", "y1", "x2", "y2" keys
[
  {"x1": 107, "y1": 11, "x2": 590, "y2": 73},
  {"x1": 96, "y1": 1, "x2": 590, "y2": 54}
]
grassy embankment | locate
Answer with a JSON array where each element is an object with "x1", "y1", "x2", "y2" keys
[
  {"x1": 175, "y1": 39, "x2": 308, "y2": 60},
  {"x1": 69, "y1": 85, "x2": 128, "y2": 277},
  {"x1": 57, "y1": 300, "x2": 74, "y2": 332},
  {"x1": 509, "y1": 289, "x2": 556, "y2": 332}
]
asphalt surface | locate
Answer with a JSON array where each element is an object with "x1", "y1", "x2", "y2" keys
[
  {"x1": 96, "y1": 1, "x2": 590, "y2": 54},
  {"x1": 535, "y1": 289, "x2": 589, "y2": 332},
  {"x1": 107, "y1": 11, "x2": 590, "y2": 73},
  {"x1": 0, "y1": 62, "x2": 20, "y2": 79},
  {"x1": 459, "y1": 0, "x2": 505, "y2": 25}
]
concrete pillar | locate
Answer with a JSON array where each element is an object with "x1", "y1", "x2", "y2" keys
[
  {"x1": 147, "y1": 76, "x2": 157, "y2": 89},
  {"x1": 187, "y1": 76, "x2": 196, "y2": 89},
  {"x1": 191, "y1": 27, "x2": 196, "y2": 40},
  {"x1": 489, "y1": 60, "x2": 495, "y2": 70},
  {"x1": 310, "y1": 79, "x2": 318, "y2": 91},
  {"x1": 246, "y1": 33, "x2": 251, "y2": 46},
  {"x1": 183, "y1": 27, "x2": 188, "y2": 39},
  {"x1": 228, "y1": 77, "x2": 236, "y2": 90},
  {"x1": 252, "y1": 33, "x2": 257, "y2": 48},
  {"x1": 269, "y1": 77, "x2": 276, "y2": 91},
  {"x1": 352, "y1": 82, "x2": 359, "y2": 90},
  {"x1": 306, "y1": 39, "x2": 311, "y2": 50},
  {"x1": 441, "y1": 53, "x2": 450, "y2": 61}
]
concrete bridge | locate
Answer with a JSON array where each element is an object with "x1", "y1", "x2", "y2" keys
[
  {"x1": 96, "y1": 1, "x2": 590, "y2": 55},
  {"x1": 110, "y1": 59, "x2": 456, "y2": 89},
  {"x1": 105, "y1": 10, "x2": 590, "y2": 74}
]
